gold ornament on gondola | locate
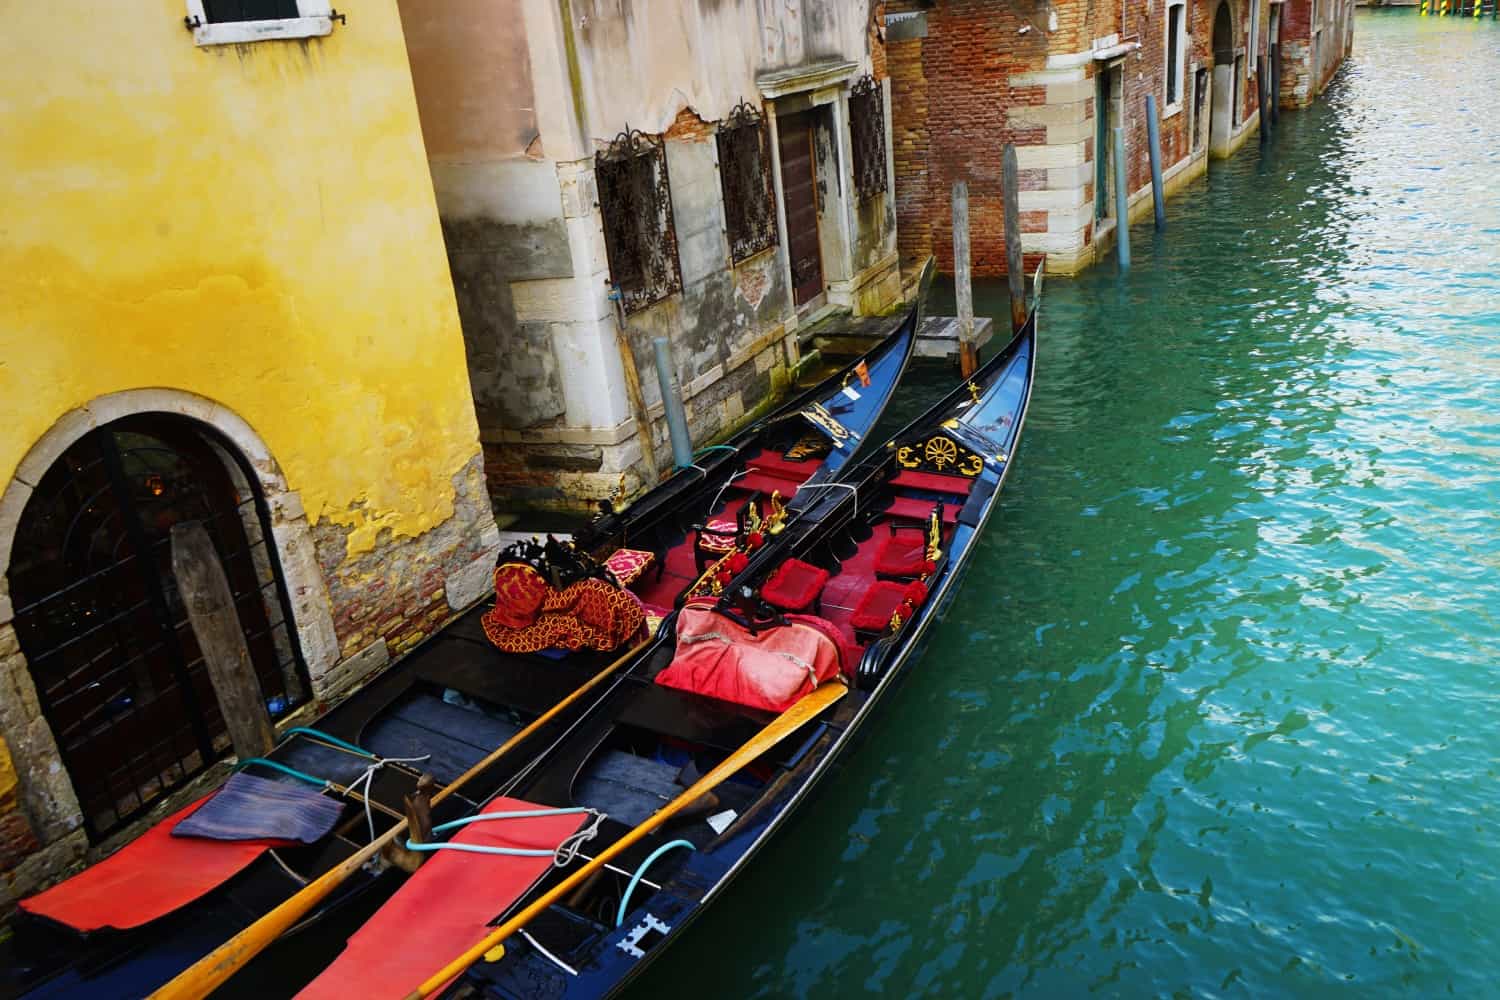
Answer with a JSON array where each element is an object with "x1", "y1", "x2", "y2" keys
[
  {"x1": 800, "y1": 402, "x2": 857, "y2": 447},
  {"x1": 924, "y1": 436, "x2": 959, "y2": 470}
]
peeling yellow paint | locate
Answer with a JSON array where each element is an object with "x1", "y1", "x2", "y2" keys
[
  {"x1": 0, "y1": 737, "x2": 17, "y2": 813},
  {"x1": 0, "y1": 2, "x2": 481, "y2": 556}
]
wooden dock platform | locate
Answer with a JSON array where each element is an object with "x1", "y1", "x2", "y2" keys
[{"x1": 801, "y1": 313, "x2": 995, "y2": 362}]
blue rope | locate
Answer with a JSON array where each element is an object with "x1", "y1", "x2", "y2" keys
[
  {"x1": 693, "y1": 444, "x2": 738, "y2": 458},
  {"x1": 282, "y1": 726, "x2": 375, "y2": 758},
  {"x1": 404, "y1": 807, "x2": 603, "y2": 866},
  {"x1": 234, "y1": 757, "x2": 328, "y2": 788},
  {"x1": 616, "y1": 840, "x2": 695, "y2": 927}
]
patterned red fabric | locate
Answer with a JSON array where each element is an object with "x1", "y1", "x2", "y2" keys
[
  {"x1": 697, "y1": 519, "x2": 739, "y2": 554},
  {"x1": 875, "y1": 527, "x2": 928, "y2": 577},
  {"x1": 656, "y1": 605, "x2": 843, "y2": 712},
  {"x1": 761, "y1": 558, "x2": 830, "y2": 611},
  {"x1": 850, "y1": 580, "x2": 911, "y2": 632},
  {"x1": 482, "y1": 569, "x2": 644, "y2": 654},
  {"x1": 604, "y1": 548, "x2": 654, "y2": 586},
  {"x1": 489, "y1": 562, "x2": 548, "y2": 629}
]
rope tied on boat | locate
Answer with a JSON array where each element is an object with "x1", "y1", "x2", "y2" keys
[
  {"x1": 403, "y1": 806, "x2": 607, "y2": 867},
  {"x1": 350, "y1": 753, "x2": 432, "y2": 842}
]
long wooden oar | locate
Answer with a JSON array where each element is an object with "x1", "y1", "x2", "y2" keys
[
  {"x1": 149, "y1": 639, "x2": 650, "y2": 1000},
  {"x1": 401, "y1": 681, "x2": 848, "y2": 999}
]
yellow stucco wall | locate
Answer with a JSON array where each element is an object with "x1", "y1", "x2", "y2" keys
[{"x1": 0, "y1": 2, "x2": 481, "y2": 555}]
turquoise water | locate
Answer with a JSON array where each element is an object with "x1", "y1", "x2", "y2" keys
[{"x1": 630, "y1": 13, "x2": 1500, "y2": 998}]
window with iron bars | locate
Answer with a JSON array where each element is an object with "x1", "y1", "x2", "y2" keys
[
  {"x1": 597, "y1": 129, "x2": 683, "y2": 313},
  {"x1": 849, "y1": 75, "x2": 888, "y2": 201},
  {"x1": 716, "y1": 102, "x2": 778, "y2": 265}
]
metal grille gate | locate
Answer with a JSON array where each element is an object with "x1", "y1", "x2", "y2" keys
[{"x1": 5, "y1": 416, "x2": 309, "y2": 840}]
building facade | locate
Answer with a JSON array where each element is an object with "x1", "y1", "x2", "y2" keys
[
  {"x1": 396, "y1": 0, "x2": 903, "y2": 512},
  {"x1": 887, "y1": 0, "x2": 1353, "y2": 277},
  {"x1": 0, "y1": 2, "x2": 498, "y2": 904}
]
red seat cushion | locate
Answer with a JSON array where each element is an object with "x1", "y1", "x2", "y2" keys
[
  {"x1": 761, "y1": 558, "x2": 830, "y2": 611},
  {"x1": 875, "y1": 527, "x2": 929, "y2": 577},
  {"x1": 849, "y1": 580, "x2": 911, "y2": 632},
  {"x1": 697, "y1": 518, "x2": 738, "y2": 554},
  {"x1": 883, "y1": 496, "x2": 958, "y2": 523},
  {"x1": 891, "y1": 471, "x2": 974, "y2": 495},
  {"x1": 604, "y1": 548, "x2": 654, "y2": 586}
]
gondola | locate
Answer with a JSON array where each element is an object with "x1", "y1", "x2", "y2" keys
[
  {"x1": 0, "y1": 274, "x2": 932, "y2": 1000},
  {"x1": 278, "y1": 268, "x2": 1041, "y2": 1000}
]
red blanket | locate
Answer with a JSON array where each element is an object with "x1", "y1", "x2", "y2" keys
[
  {"x1": 655, "y1": 605, "x2": 844, "y2": 712},
  {"x1": 18, "y1": 797, "x2": 290, "y2": 932},
  {"x1": 482, "y1": 563, "x2": 644, "y2": 653}
]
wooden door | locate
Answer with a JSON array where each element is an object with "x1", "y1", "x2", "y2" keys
[{"x1": 777, "y1": 111, "x2": 824, "y2": 308}]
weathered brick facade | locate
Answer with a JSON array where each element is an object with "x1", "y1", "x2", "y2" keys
[{"x1": 887, "y1": 0, "x2": 1350, "y2": 276}]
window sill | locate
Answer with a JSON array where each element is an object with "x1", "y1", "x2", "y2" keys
[
  {"x1": 193, "y1": 16, "x2": 333, "y2": 46},
  {"x1": 1162, "y1": 101, "x2": 1184, "y2": 120}
]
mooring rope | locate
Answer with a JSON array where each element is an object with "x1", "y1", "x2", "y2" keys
[{"x1": 403, "y1": 806, "x2": 606, "y2": 867}]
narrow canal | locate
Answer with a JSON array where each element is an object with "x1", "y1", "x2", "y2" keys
[{"x1": 630, "y1": 13, "x2": 1500, "y2": 998}]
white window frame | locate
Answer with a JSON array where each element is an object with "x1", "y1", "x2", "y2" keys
[
  {"x1": 1164, "y1": 0, "x2": 1188, "y2": 117},
  {"x1": 186, "y1": 0, "x2": 336, "y2": 47},
  {"x1": 1247, "y1": 0, "x2": 1261, "y2": 76}
]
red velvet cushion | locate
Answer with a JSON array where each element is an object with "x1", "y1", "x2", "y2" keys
[
  {"x1": 762, "y1": 558, "x2": 830, "y2": 611},
  {"x1": 875, "y1": 527, "x2": 927, "y2": 577},
  {"x1": 850, "y1": 580, "x2": 910, "y2": 632}
]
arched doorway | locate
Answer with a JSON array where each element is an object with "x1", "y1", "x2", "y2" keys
[
  {"x1": 1210, "y1": 1, "x2": 1238, "y2": 157},
  {"x1": 4, "y1": 415, "x2": 309, "y2": 840}
]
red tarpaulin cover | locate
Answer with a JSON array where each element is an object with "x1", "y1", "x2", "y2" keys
[
  {"x1": 296, "y1": 796, "x2": 586, "y2": 1000},
  {"x1": 18, "y1": 797, "x2": 289, "y2": 933},
  {"x1": 655, "y1": 605, "x2": 843, "y2": 712}
]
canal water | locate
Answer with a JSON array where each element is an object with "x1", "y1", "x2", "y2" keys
[{"x1": 630, "y1": 13, "x2": 1500, "y2": 998}]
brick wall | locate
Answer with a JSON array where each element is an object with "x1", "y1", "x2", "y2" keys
[{"x1": 887, "y1": 0, "x2": 1053, "y2": 276}]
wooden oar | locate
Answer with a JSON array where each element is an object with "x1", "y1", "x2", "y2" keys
[
  {"x1": 149, "y1": 639, "x2": 650, "y2": 1000},
  {"x1": 400, "y1": 681, "x2": 848, "y2": 1000}
]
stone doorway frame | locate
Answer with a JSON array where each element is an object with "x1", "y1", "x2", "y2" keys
[{"x1": 0, "y1": 388, "x2": 340, "y2": 893}]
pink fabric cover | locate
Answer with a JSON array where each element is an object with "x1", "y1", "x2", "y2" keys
[{"x1": 656, "y1": 605, "x2": 843, "y2": 712}]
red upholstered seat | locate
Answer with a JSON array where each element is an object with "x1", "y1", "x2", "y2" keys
[
  {"x1": 891, "y1": 471, "x2": 974, "y2": 495},
  {"x1": 745, "y1": 451, "x2": 819, "y2": 480},
  {"x1": 850, "y1": 580, "x2": 910, "y2": 632},
  {"x1": 875, "y1": 527, "x2": 928, "y2": 577},
  {"x1": 732, "y1": 471, "x2": 801, "y2": 497},
  {"x1": 883, "y1": 496, "x2": 958, "y2": 523},
  {"x1": 761, "y1": 558, "x2": 830, "y2": 611}
]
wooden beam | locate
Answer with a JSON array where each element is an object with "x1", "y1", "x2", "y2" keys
[
  {"x1": 1002, "y1": 144, "x2": 1027, "y2": 333},
  {"x1": 951, "y1": 181, "x2": 977, "y2": 378},
  {"x1": 170, "y1": 521, "x2": 274, "y2": 761}
]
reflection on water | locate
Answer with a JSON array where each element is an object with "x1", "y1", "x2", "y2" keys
[{"x1": 629, "y1": 13, "x2": 1500, "y2": 998}]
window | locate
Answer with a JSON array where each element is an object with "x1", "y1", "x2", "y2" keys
[
  {"x1": 716, "y1": 102, "x2": 779, "y2": 265},
  {"x1": 597, "y1": 129, "x2": 683, "y2": 314},
  {"x1": 849, "y1": 75, "x2": 888, "y2": 201},
  {"x1": 185, "y1": 0, "x2": 340, "y2": 46},
  {"x1": 1166, "y1": 0, "x2": 1188, "y2": 109}
]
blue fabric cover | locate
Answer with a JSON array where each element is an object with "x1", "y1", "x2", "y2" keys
[{"x1": 172, "y1": 772, "x2": 345, "y2": 844}]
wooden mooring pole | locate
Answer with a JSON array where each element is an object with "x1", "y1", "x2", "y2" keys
[
  {"x1": 1145, "y1": 95, "x2": 1167, "y2": 231},
  {"x1": 611, "y1": 287, "x2": 660, "y2": 482},
  {"x1": 952, "y1": 180, "x2": 977, "y2": 378},
  {"x1": 1257, "y1": 57, "x2": 1270, "y2": 145},
  {"x1": 170, "y1": 521, "x2": 274, "y2": 761},
  {"x1": 1002, "y1": 144, "x2": 1027, "y2": 334},
  {"x1": 1112, "y1": 126, "x2": 1130, "y2": 270}
]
